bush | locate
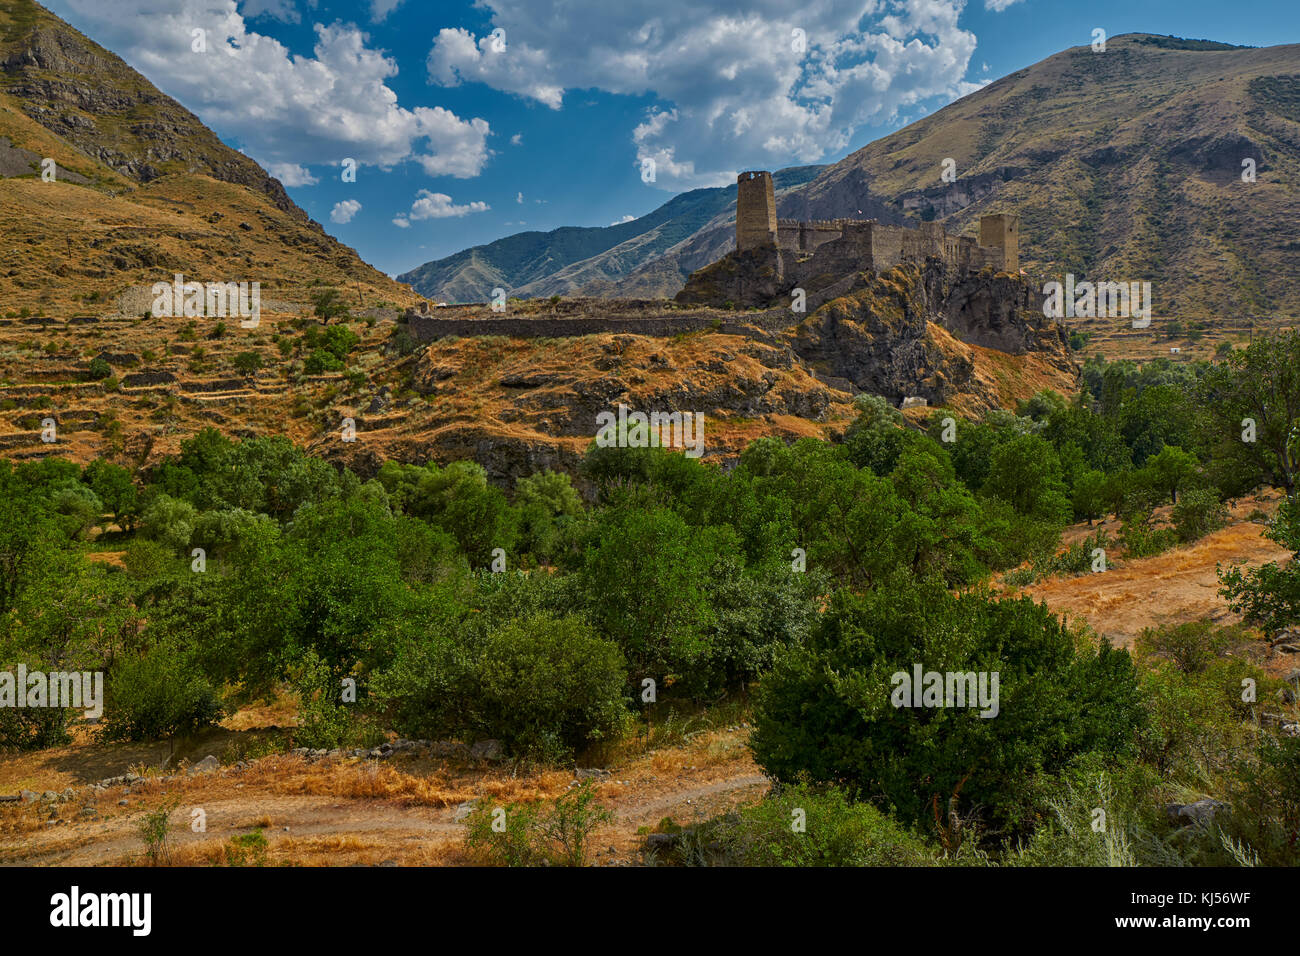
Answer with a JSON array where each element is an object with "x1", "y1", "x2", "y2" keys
[
  {"x1": 232, "y1": 351, "x2": 262, "y2": 376},
  {"x1": 464, "y1": 781, "x2": 612, "y2": 866},
  {"x1": 304, "y1": 348, "x2": 344, "y2": 374},
  {"x1": 137, "y1": 798, "x2": 180, "y2": 865},
  {"x1": 101, "y1": 643, "x2": 225, "y2": 742},
  {"x1": 86, "y1": 357, "x2": 111, "y2": 380},
  {"x1": 1172, "y1": 487, "x2": 1227, "y2": 542},
  {"x1": 139, "y1": 494, "x2": 198, "y2": 553},
  {"x1": 292, "y1": 650, "x2": 375, "y2": 750},
  {"x1": 1119, "y1": 510, "x2": 1178, "y2": 558},
  {"x1": 750, "y1": 579, "x2": 1145, "y2": 847},
  {"x1": 373, "y1": 612, "x2": 629, "y2": 760},
  {"x1": 682, "y1": 784, "x2": 938, "y2": 867}
]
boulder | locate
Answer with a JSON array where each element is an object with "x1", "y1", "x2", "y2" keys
[
  {"x1": 187, "y1": 755, "x2": 220, "y2": 775},
  {"x1": 470, "y1": 739, "x2": 504, "y2": 761},
  {"x1": 1165, "y1": 798, "x2": 1229, "y2": 827}
]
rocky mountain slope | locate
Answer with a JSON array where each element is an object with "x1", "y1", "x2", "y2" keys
[
  {"x1": 407, "y1": 34, "x2": 1300, "y2": 322},
  {"x1": 0, "y1": 0, "x2": 420, "y2": 319}
]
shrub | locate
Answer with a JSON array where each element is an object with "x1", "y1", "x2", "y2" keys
[
  {"x1": 137, "y1": 798, "x2": 180, "y2": 865},
  {"x1": 464, "y1": 782, "x2": 612, "y2": 866},
  {"x1": 464, "y1": 800, "x2": 544, "y2": 866},
  {"x1": 685, "y1": 784, "x2": 938, "y2": 867},
  {"x1": 139, "y1": 494, "x2": 198, "y2": 553},
  {"x1": 101, "y1": 643, "x2": 225, "y2": 742},
  {"x1": 304, "y1": 348, "x2": 344, "y2": 374},
  {"x1": 1119, "y1": 510, "x2": 1178, "y2": 558},
  {"x1": 221, "y1": 829, "x2": 270, "y2": 867},
  {"x1": 86, "y1": 357, "x2": 111, "y2": 380},
  {"x1": 373, "y1": 612, "x2": 629, "y2": 760},
  {"x1": 1172, "y1": 487, "x2": 1227, "y2": 542},
  {"x1": 232, "y1": 351, "x2": 262, "y2": 376},
  {"x1": 751, "y1": 580, "x2": 1145, "y2": 847},
  {"x1": 292, "y1": 650, "x2": 374, "y2": 750}
]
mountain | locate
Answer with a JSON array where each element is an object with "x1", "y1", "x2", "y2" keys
[
  {"x1": 410, "y1": 34, "x2": 1300, "y2": 321},
  {"x1": 397, "y1": 165, "x2": 823, "y2": 303},
  {"x1": 0, "y1": 0, "x2": 420, "y2": 318}
]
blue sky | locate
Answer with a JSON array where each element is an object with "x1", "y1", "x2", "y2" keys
[{"x1": 45, "y1": 0, "x2": 1300, "y2": 276}]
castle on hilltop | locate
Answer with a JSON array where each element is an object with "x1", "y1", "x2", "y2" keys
[
  {"x1": 735, "y1": 169, "x2": 1019, "y2": 273},
  {"x1": 675, "y1": 171, "x2": 1021, "y2": 309}
]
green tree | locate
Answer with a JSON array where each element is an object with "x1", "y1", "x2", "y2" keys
[{"x1": 751, "y1": 581, "x2": 1144, "y2": 845}]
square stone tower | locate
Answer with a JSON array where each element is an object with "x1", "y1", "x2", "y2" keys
[
  {"x1": 979, "y1": 213, "x2": 1019, "y2": 271},
  {"x1": 736, "y1": 170, "x2": 777, "y2": 251}
]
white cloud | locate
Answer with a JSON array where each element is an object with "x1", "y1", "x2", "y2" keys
[
  {"x1": 510, "y1": 132, "x2": 523, "y2": 145},
  {"x1": 393, "y1": 215, "x2": 411, "y2": 228},
  {"x1": 610, "y1": 214, "x2": 635, "y2": 225},
  {"x1": 47, "y1": 1, "x2": 492, "y2": 182},
  {"x1": 516, "y1": 191, "x2": 523, "y2": 203},
  {"x1": 408, "y1": 189, "x2": 490, "y2": 219},
  {"x1": 330, "y1": 199, "x2": 362, "y2": 223},
  {"x1": 266, "y1": 162, "x2": 319, "y2": 186},
  {"x1": 427, "y1": 0, "x2": 981, "y2": 189},
  {"x1": 370, "y1": 0, "x2": 405, "y2": 22},
  {"x1": 985, "y1": 0, "x2": 1025, "y2": 10}
]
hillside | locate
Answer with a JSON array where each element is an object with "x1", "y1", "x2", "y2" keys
[
  {"x1": 407, "y1": 34, "x2": 1300, "y2": 327},
  {"x1": 0, "y1": 0, "x2": 421, "y2": 319}
]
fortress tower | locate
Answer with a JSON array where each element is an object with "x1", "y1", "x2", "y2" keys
[
  {"x1": 979, "y1": 213, "x2": 1019, "y2": 272},
  {"x1": 735, "y1": 170, "x2": 777, "y2": 251}
]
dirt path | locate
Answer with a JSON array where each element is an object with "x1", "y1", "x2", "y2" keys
[
  {"x1": 4, "y1": 792, "x2": 464, "y2": 867},
  {"x1": 2, "y1": 734, "x2": 770, "y2": 867}
]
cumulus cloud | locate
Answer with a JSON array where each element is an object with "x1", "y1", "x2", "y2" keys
[
  {"x1": 407, "y1": 189, "x2": 490, "y2": 219},
  {"x1": 392, "y1": 215, "x2": 411, "y2": 228},
  {"x1": 370, "y1": 0, "x2": 405, "y2": 21},
  {"x1": 985, "y1": 0, "x2": 1025, "y2": 10},
  {"x1": 47, "y1": 1, "x2": 491, "y2": 182},
  {"x1": 427, "y1": 0, "x2": 981, "y2": 189},
  {"x1": 330, "y1": 199, "x2": 362, "y2": 223},
  {"x1": 610, "y1": 214, "x2": 635, "y2": 225},
  {"x1": 266, "y1": 161, "x2": 319, "y2": 186}
]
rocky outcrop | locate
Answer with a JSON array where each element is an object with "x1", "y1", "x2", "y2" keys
[
  {"x1": 787, "y1": 262, "x2": 1071, "y2": 407},
  {"x1": 674, "y1": 246, "x2": 786, "y2": 310}
]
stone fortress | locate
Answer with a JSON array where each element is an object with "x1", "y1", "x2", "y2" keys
[
  {"x1": 692, "y1": 169, "x2": 1021, "y2": 310},
  {"x1": 405, "y1": 170, "x2": 1026, "y2": 340},
  {"x1": 737, "y1": 168, "x2": 1018, "y2": 273}
]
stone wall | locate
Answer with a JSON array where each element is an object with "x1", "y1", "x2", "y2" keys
[
  {"x1": 776, "y1": 219, "x2": 847, "y2": 253},
  {"x1": 407, "y1": 309, "x2": 797, "y2": 342}
]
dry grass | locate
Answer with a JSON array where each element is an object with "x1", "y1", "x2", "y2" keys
[{"x1": 1013, "y1": 490, "x2": 1291, "y2": 647}]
